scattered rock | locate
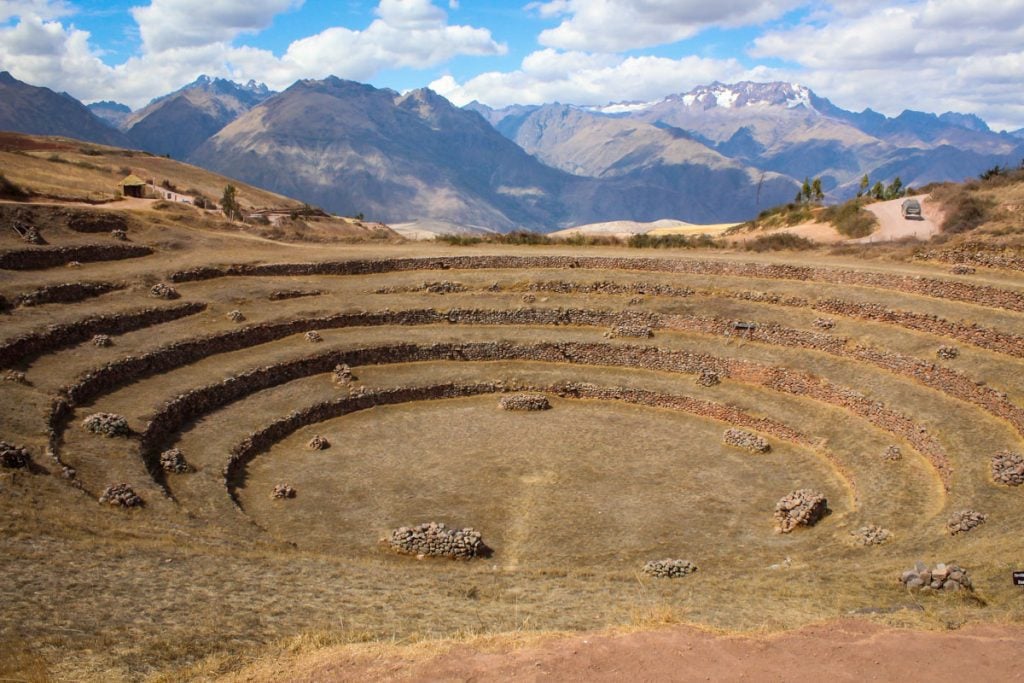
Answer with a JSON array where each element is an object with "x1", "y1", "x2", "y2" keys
[
  {"x1": 500, "y1": 394, "x2": 551, "y2": 411},
  {"x1": 332, "y1": 363, "x2": 356, "y2": 384},
  {"x1": 723, "y1": 428, "x2": 770, "y2": 453},
  {"x1": 991, "y1": 450, "x2": 1024, "y2": 486},
  {"x1": 774, "y1": 489, "x2": 829, "y2": 533},
  {"x1": 3, "y1": 370, "x2": 28, "y2": 384},
  {"x1": 0, "y1": 441, "x2": 30, "y2": 469},
  {"x1": 159, "y1": 448, "x2": 191, "y2": 473},
  {"x1": 307, "y1": 434, "x2": 330, "y2": 450},
  {"x1": 82, "y1": 412, "x2": 130, "y2": 437},
  {"x1": 642, "y1": 559, "x2": 697, "y2": 578},
  {"x1": 936, "y1": 345, "x2": 960, "y2": 360},
  {"x1": 150, "y1": 283, "x2": 179, "y2": 300},
  {"x1": 388, "y1": 522, "x2": 490, "y2": 559},
  {"x1": 271, "y1": 483, "x2": 296, "y2": 499},
  {"x1": 882, "y1": 445, "x2": 903, "y2": 462},
  {"x1": 66, "y1": 261, "x2": 81, "y2": 268},
  {"x1": 950, "y1": 265, "x2": 976, "y2": 275},
  {"x1": 851, "y1": 524, "x2": 892, "y2": 546},
  {"x1": 304, "y1": 330, "x2": 322, "y2": 343},
  {"x1": 424, "y1": 281, "x2": 466, "y2": 294},
  {"x1": 947, "y1": 509, "x2": 986, "y2": 535},
  {"x1": 900, "y1": 561, "x2": 972, "y2": 592},
  {"x1": 813, "y1": 318, "x2": 836, "y2": 330},
  {"x1": 99, "y1": 483, "x2": 142, "y2": 508},
  {"x1": 226, "y1": 310, "x2": 245, "y2": 323},
  {"x1": 696, "y1": 367, "x2": 721, "y2": 386},
  {"x1": 91, "y1": 334, "x2": 112, "y2": 347},
  {"x1": 110, "y1": 228, "x2": 128, "y2": 241},
  {"x1": 521, "y1": 293, "x2": 536, "y2": 304}
]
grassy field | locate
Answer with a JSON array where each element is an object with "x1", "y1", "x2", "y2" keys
[{"x1": 2, "y1": 153, "x2": 1024, "y2": 680}]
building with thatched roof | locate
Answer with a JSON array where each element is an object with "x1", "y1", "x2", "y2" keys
[{"x1": 119, "y1": 174, "x2": 147, "y2": 198}]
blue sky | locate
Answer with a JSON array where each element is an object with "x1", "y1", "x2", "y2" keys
[{"x1": 1, "y1": 0, "x2": 1022, "y2": 130}]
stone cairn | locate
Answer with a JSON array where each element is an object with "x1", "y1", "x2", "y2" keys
[
  {"x1": 991, "y1": 450, "x2": 1024, "y2": 486},
  {"x1": 813, "y1": 317, "x2": 836, "y2": 330},
  {"x1": 307, "y1": 434, "x2": 330, "y2": 450},
  {"x1": 723, "y1": 428, "x2": 770, "y2": 453},
  {"x1": 500, "y1": 394, "x2": 551, "y2": 411},
  {"x1": 82, "y1": 412, "x2": 130, "y2": 437},
  {"x1": 332, "y1": 363, "x2": 356, "y2": 385},
  {"x1": 850, "y1": 524, "x2": 892, "y2": 546},
  {"x1": 950, "y1": 265, "x2": 976, "y2": 275},
  {"x1": 695, "y1": 367, "x2": 721, "y2": 387},
  {"x1": 226, "y1": 310, "x2": 245, "y2": 323},
  {"x1": 936, "y1": 345, "x2": 960, "y2": 360},
  {"x1": 99, "y1": 483, "x2": 143, "y2": 508},
  {"x1": 0, "y1": 441, "x2": 30, "y2": 469},
  {"x1": 150, "y1": 283, "x2": 179, "y2": 300},
  {"x1": 271, "y1": 483, "x2": 296, "y2": 499},
  {"x1": 387, "y1": 522, "x2": 489, "y2": 559},
  {"x1": 900, "y1": 561, "x2": 972, "y2": 592},
  {"x1": 882, "y1": 445, "x2": 903, "y2": 462},
  {"x1": 774, "y1": 489, "x2": 829, "y2": 533},
  {"x1": 92, "y1": 334, "x2": 113, "y2": 347},
  {"x1": 642, "y1": 559, "x2": 697, "y2": 578},
  {"x1": 947, "y1": 509, "x2": 986, "y2": 535},
  {"x1": 111, "y1": 228, "x2": 128, "y2": 241},
  {"x1": 304, "y1": 330, "x2": 323, "y2": 343},
  {"x1": 159, "y1": 448, "x2": 190, "y2": 473}
]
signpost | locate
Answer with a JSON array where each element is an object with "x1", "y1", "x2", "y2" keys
[{"x1": 1013, "y1": 571, "x2": 1024, "y2": 586}]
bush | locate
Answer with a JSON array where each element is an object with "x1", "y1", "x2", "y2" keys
[
  {"x1": 822, "y1": 200, "x2": 878, "y2": 238},
  {"x1": 627, "y1": 233, "x2": 723, "y2": 249},
  {"x1": 940, "y1": 190, "x2": 995, "y2": 234},
  {"x1": 744, "y1": 233, "x2": 815, "y2": 252}
]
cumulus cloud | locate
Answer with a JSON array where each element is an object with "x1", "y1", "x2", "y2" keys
[
  {"x1": 532, "y1": 0, "x2": 803, "y2": 52},
  {"x1": 131, "y1": 0, "x2": 301, "y2": 53},
  {"x1": 430, "y1": 49, "x2": 761, "y2": 107}
]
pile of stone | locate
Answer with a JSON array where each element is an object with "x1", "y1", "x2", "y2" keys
[
  {"x1": 774, "y1": 489, "x2": 829, "y2": 533},
  {"x1": 521, "y1": 293, "x2": 537, "y2": 304},
  {"x1": 271, "y1": 483, "x2": 296, "y2": 499},
  {"x1": 387, "y1": 522, "x2": 489, "y2": 559},
  {"x1": 0, "y1": 441, "x2": 30, "y2": 469},
  {"x1": 424, "y1": 281, "x2": 466, "y2": 294},
  {"x1": 813, "y1": 318, "x2": 836, "y2": 330},
  {"x1": 882, "y1": 445, "x2": 903, "y2": 462},
  {"x1": 642, "y1": 559, "x2": 697, "y2": 578},
  {"x1": 3, "y1": 370, "x2": 27, "y2": 384},
  {"x1": 991, "y1": 450, "x2": 1024, "y2": 486},
  {"x1": 92, "y1": 334, "x2": 112, "y2": 347},
  {"x1": 21, "y1": 225, "x2": 44, "y2": 244},
  {"x1": 226, "y1": 310, "x2": 245, "y2": 323},
  {"x1": 695, "y1": 367, "x2": 721, "y2": 386},
  {"x1": 950, "y1": 265, "x2": 976, "y2": 275},
  {"x1": 304, "y1": 330, "x2": 322, "y2": 343},
  {"x1": 159, "y1": 448, "x2": 190, "y2": 473},
  {"x1": 936, "y1": 345, "x2": 960, "y2": 359},
  {"x1": 99, "y1": 483, "x2": 143, "y2": 508},
  {"x1": 332, "y1": 363, "x2": 355, "y2": 384},
  {"x1": 899, "y1": 561, "x2": 972, "y2": 592},
  {"x1": 150, "y1": 283, "x2": 179, "y2": 300},
  {"x1": 850, "y1": 524, "x2": 892, "y2": 545},
  {"x1": 307, "y1": 434, "x2": 330, "y2": 450},
  {"x1": 500, "y1": 394, "x2": 551, "y2": 411},
  {"x1": 947, "y1": 509, "x2": 986, "y2": 535},
  {"x1": 82, "y1": 412, "x2": 130, "y2": 437},
  {"x1": 723, "y1": 428, "x2": 770, "y2": 453},
  {"x1": 110, "y1": 229, "x2": 127, "y2": 241}
]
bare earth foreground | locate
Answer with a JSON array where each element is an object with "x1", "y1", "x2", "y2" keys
[{"x1": 235, "y1": 620, "x2": 1024, "y2": 682}]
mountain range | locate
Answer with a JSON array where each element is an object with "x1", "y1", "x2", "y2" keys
[{"x1": 1, "y1": 72, "x2": 1021, "y2": 230}]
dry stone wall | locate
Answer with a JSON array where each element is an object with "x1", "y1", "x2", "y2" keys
[
  {"x1": 917, "y1": 244, "x2": 1024, "y2": 273},
  {"x1": 0, "y1": 244, "x2": 152, "y2": 270},
  {"x1": 14, "y1": 281, "x2": 124, "y2": 307},
  {"x1": 387, "y1": 522, "x2": 489, "y2": 559},
  {"x1": 499, "y1": 394, "x2": 551, "y2": 411},
  {"x1": 642, "y1": 559, "x2": 697, "y2": 578}
]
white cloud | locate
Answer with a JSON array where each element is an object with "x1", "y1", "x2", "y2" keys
[
  {"x1": 532, "y1": 0, "x2": 803, "y2": 52},
  {"x1": 430, "y1": 49, "x2": 758, "y2": 107},
  {"x1": 0, "y1": 0, "x2": 69, "y2": 23},
  {"x1": 131, "y1": 0, "x2": 301, "y2": 53}
]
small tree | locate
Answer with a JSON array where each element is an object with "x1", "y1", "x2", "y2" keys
[
  {"x1": 221, "y1": 185, "x2": 241, "y2": 221},
  {"x1": 857, "y1": 174, "x2": 869, "y2": 198},
  {"x1": 885, "y1": 176, "x2": 904, "y2": 199},
  {"x1": 811, "y1": 177, "x2": 824, "y2": 202},
  {"x1": 801, "y1": 177, "x2": 812, "y2": 202},
  {"x1": 870, "y1": 181, "x2": 885, "y2": 200}
]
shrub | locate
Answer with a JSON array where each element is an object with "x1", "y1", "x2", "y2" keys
[
  {"x1": 628, "y1": 233, "x2": 723, "y2": 249},
  {"x1": 744, "y1": 233, "x2": 815, "y2": 252},
  {"x1": 822, "y1": 200, "x2": 878, "y2": 238},
  {"x1": 941, "y1": 191, "x2": 995, "y2": 234}
]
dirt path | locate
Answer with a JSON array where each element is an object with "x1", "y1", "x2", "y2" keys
[
  {"x1": 857, "y1": 195, "x2": 942, "y2": 243},
  {"x1": 232, "y1": 619, "x2": 1024, "y2": 682}
]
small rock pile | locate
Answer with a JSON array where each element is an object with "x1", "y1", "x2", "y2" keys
[
  {"x1": 950, "y1": 265, "x2": 976, "y2": 275},
  {"x1": 99, "y1": 483, "x2": 143, "y2": 508},
  {"x1": 82, "y1": 412, "x2": 130, "y2": 437},
  {"x1": 424, "y1": 281, "x2": 466, "y2": 294},
  {"x1": 991, "y1": 450, "x2": 1024, "y2": 486},
  {"x1": 387, "y1": 522, "x2": 489, "y2": 559},
  {"x1": 723, "y1": 428, "x2": 770, "y2": 453},
  {"x1": 307, "y1": 434, "x2": 330, "y2": 450},
  {"x1": 500, "y1": 394, "x2": 551, "y2": 411},
  {"x1": 947, "y1": 509, "x2": 986, "y2": 535},
  {"x1": 304, "y1": 330, "x2": 322, "y2": 343},
  {"x1": 882, "y1": 445, "x2": 903, "y2": 462},
  {"x1": 850, "y1": 524, "x2": 892, "y2": 546},
  {"x1": 150, "y1": 283, "x2": 179, "y2": 300},
  {"x1": 900, "y1": 561, "x2": 972, "y2": 592},
  {"x1": 271, "y1": 483, "x2": 296, "y2": 499},
  {"x1": 159, "y1": 448, "x2": 190, "y2": 473},
  {"x1": 92, "y1": 334, "x2": 112, "y2": 347},
  {"x1": 696, "y1": 367, "x2": 721, "y2": 386},
  {"x1": 0, "y1": 441, "x2": 30, "y2": 469},
  {"x1": 936, "y1": 345, "x2": 960, "y2": 359},
  {"x1": 226, "y1": 310, "x2": 245, "y2": 323},
  {"x1": 642, "y1": 559, "x2": 697, "y2": 578},
  {"x1": 3, "y1": 370, "x2": 27, "y2": 384},
  {"x1": 22, "y1": 226, "x2": 44, "y2": 244},
  {"x1": 813, "y1": 318, "x2": 836, "y2": 330},
  {"x1": 521, "y1": 293, "x2": 537, "y2": 304},
  {"x1": 110, "y1": 229, "x2": 127, "y2": 241},
  {"x1": 774, "y1": 489, "x2": 829, "y2": 533},
  {"x1": 332, "y1": 363, "x2": 355, "y2": 384}
]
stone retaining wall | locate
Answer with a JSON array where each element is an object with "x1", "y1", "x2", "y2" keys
[
  {"x1": 387, "y1": 522, "x2": 489, "y2": 559},
  {"x1": 917, "y1": 244, "x2": 1024, "y2": 272},
  {"x1": 0, "y1": 244, "x2": 152, "y2": 270},
  {"x1": 14, "y1": 281, "x2": 124, "y2": 307}
]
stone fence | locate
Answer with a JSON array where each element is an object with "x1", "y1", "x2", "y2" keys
[{"x1": 0, "y1": 243, "x2": 152, "y2": 270}]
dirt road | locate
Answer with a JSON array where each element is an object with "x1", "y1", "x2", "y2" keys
[{"x1": 857, "y1": 195, "x2": 942, "y2": 243}]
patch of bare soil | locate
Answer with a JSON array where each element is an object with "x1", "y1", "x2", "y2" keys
[{"x1": 248, "y1": 620, "x2": 1024, "y2": 682}]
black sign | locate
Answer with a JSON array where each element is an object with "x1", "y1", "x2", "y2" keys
[{"x1": 1013, "y1": 571, "x2": 1024, "y2": 586}]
